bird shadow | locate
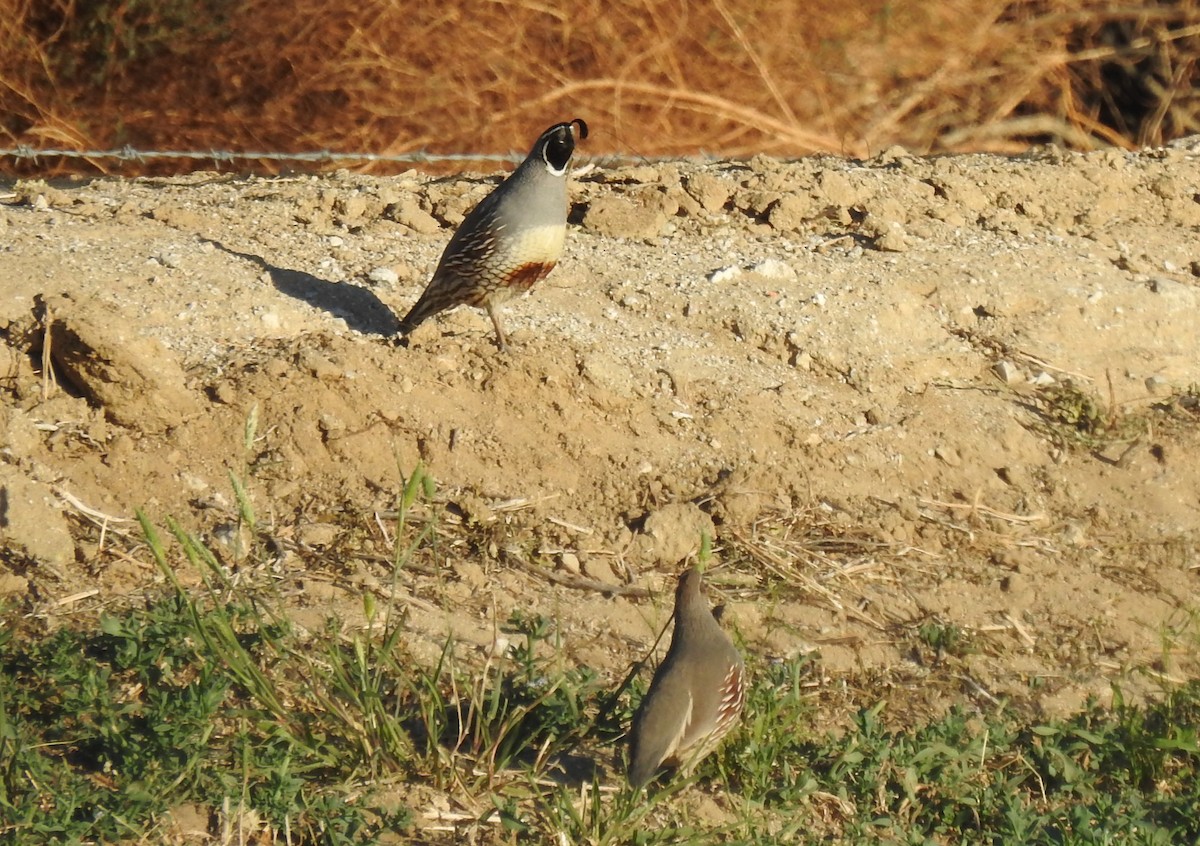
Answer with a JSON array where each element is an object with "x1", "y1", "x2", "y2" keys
[{"x1": 202, "y1": 237, "x2": 401, "y2": 337}]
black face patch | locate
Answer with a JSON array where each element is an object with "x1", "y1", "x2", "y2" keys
[
  {"x1": 542, "y1": 127, "x2": 576, "y2": 171},
  {"x1": 539, "y1": 118, "x2": 588, "y2": 172}
]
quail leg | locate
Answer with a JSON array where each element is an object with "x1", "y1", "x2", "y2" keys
[{"x1": 487, "y1": 303, "x2": 508, "y2": 351}]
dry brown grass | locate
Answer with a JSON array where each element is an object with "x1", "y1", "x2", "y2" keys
[{"x1": 2, "y1": 0, "x2": 1198, "y2": 174}]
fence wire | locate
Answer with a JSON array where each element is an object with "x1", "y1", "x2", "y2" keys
[
  {"x1": 0, "y1": 145, "x2": 523, "y2": 166},
  {"x1": 0, "y1": 145, "x2": 702, "y2": 169}
]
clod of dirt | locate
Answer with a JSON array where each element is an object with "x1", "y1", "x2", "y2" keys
[
  {"x1": 638, "y1": 502, "x2": 716, "y2": 564},
  {"x1": 385, "y1": 198, "x2": 441, "y2": 235},
  {"x1": 0, "y1": 465, "x2": 74, "y2": 570},
  {"x1": 861, "y1": 214, "x2": 911, "y2": 252},
  {"x1": 682, "y1": 172, "x2": 733, "y2": 213},
  {"x1": 767, "y1": 194, "x2": 817, "y2": 231},
  {"x1": 43, "y1": 294, "x2": 203, "y2": 431},
  {"x1": 580, "y1": 194, "x2": 668, "y2": 239}
]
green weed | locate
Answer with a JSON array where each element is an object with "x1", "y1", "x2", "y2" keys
[
  {"x1": 1030, "y1": 380, "x2": 1200, "y2": 458},
  {"x1": 916, "y1": 619, "x2": 974, "y2": 660}
]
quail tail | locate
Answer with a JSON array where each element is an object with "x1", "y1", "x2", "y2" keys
[{"x1": 397, "y1": 292, "x2": 509, "y2": 349}]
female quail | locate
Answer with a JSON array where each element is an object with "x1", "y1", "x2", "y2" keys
[
  {"x1": 398, "y1": 118, "x2": 588, "y2": 349},
  {"x1": 627, "y1": 567, "x2": 746, "y2": 789}
]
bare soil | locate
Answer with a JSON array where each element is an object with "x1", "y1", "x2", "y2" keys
[{"x1": 2, "y1": 142, "x2": 1199, "y2": 733}]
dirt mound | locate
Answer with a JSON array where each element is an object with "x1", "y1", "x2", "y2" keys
[{"x1": 2, "y1": 144, "x2": 1199, "y2": 722}]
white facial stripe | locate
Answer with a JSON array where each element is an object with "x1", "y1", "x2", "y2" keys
[{"x1": 541, "y1": 148, "x2": 569, "y2": 176}]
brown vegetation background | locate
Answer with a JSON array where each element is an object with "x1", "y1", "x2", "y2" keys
[{"x1": 1, "y1": 0, "x2": 1198, "y2": 174}]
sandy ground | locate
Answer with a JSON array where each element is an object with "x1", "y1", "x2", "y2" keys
[{"x1": 2, "y1": 141, "x2": 1199, "y2": 732}]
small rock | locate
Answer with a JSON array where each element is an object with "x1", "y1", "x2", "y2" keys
[
  {"x1": 368, "y1": 266, "x2": 399, "y2": 286},
  {"x1": 1149, "y1": 176, "x2": 1179, "y2": 200},
  {"x1": 934, "y1": 444, "x2": 962, "y2": 466},
  {"x1": 865, "y1": 406, "x2": 888, "y2": 426},
  {"x1": 668, "y1": 185, "x2": 702, "y2": 216},
  {"x1": 559, "y1": 551, "x2": 581, "y2": 575},
  {"x1": 864, "y1": 196, "x2": 909, "y2": 225},
  {"x1": 1062, "y1": 520, "x2": 1089, "y2": 547},
  {"x1": 318, "y1": 412, "x2": 347, "y2": 438},
  {"x1": 996, "y1": 465, "x2": 1028, "y2": 488},
  {"x1": 1144, "y1": 375, "x2": 1168, "y2": 394},
  {"x1": 708, "y1": 266, "x2": 743, "y2": 283},
  {"x1": 992, "y1": 360, "x2": 1023, "y2": 384},
  {"x1": 750, "y1": 258, "x2": 797, "y2": 281},
  {"x1": 740, "y1": 190, "x2": 782, "y2": 217},
  {"x1": 431, "y1": 188, "x2": 485, "y2": 227},
  {"x1": 876, "y1": 229, "x2": 910, "y2": 252}
]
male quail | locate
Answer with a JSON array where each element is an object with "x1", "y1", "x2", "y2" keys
[
  {"x1": 627, "y1": 567, "x2": 746, "y2": 789},
  {"x1": 397, "y1": 118, "x2": 588, "y2": 349}
]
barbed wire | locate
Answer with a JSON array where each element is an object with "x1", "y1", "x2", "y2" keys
[
  {"x1": 0, "y1": 145, "x2": 524, "y2": 166},
  {"x1": 0, "y1": 144, "x2": 701, "y2": 168}
]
